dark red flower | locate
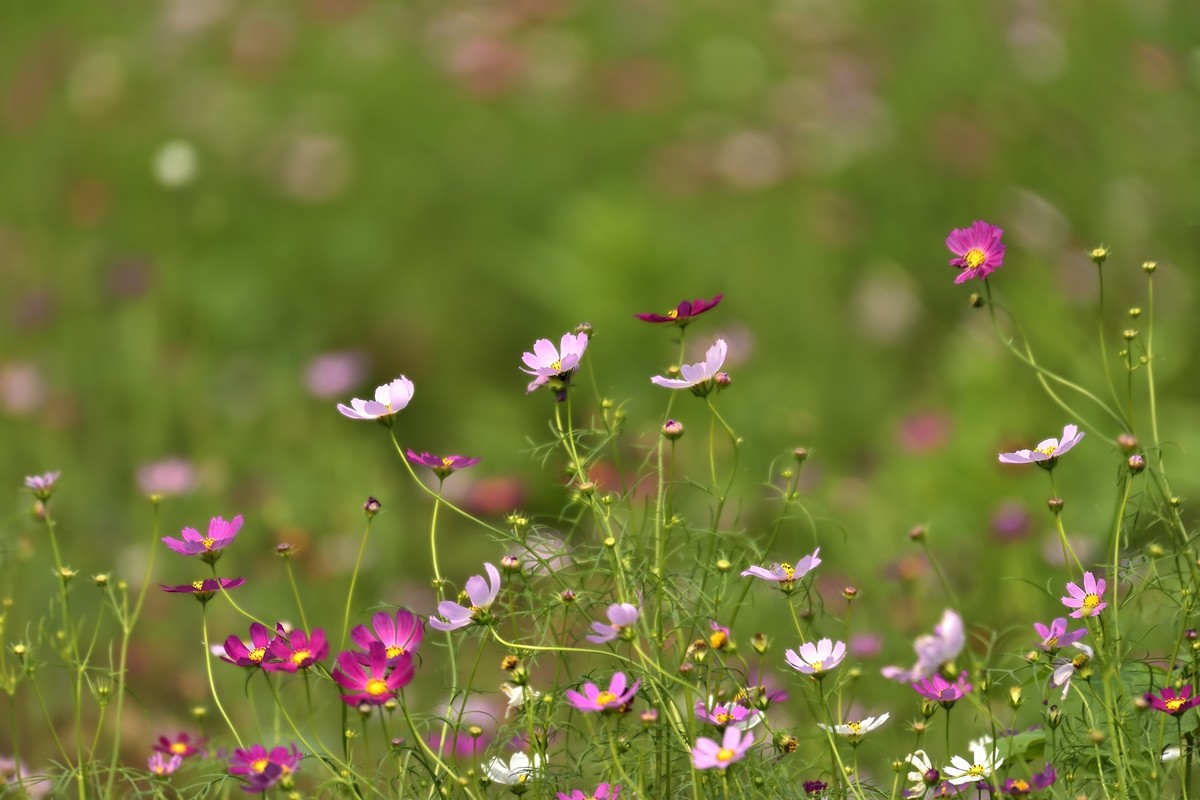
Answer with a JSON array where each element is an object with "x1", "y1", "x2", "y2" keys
[{"x1": 635, "y1": 294, "x2": 722, "y2": 325}]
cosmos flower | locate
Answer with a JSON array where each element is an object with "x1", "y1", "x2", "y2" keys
[
  {"x1": 228, "y1": 743, "x2": 302, "y2": 793},
  {"x1": 502, "y1": 682, "x2": 541, "y2": 717},
  {"x1": 162, "y1": 515, "x2": 243, "y2": 560},
  {"x1": 741, "y1": 548, "x2": 821, "y2": 592},
  {"x1": 23, "y1": 471, "x2": 60, "y2": 501},
  {"x1": 331, "y1": 642, "x2": 414, "y2": 706},
  {"x1": 266, "y1": 625, "x2": 328, "y2": 672},
  {"x1": 587, "y1": 602, "x2": 640, "y2": 644},
  {"x1": 137, "y1": 458, "x2": 197, "y2": 497},
  {"x1": 904, "y1": 749, "x2": 939, "y2": 797},
  {"x1": 998, "y1": 764, "x2": 1057, "y2": 796},
  {"x1": 691, "y1": 727, "x2": 755, "y2": 770},
  {"x1": 881, "y1": 609, "x2": 964, "y2": 683},
  {"x1": 350, "y1": 609, "x2": 424, "y2": 664},
  {"x1": 147, "y1": 753, "x2": 182, "y2": 777},
  {"x1": 708, "y1": 621, "x2": 732, "y2": 650},
  {"x1": 944, "y1": 736, "x2": 1004, "y2": 786},
  {"x1": 557, "y1": 784, "x2": 619, "y2": 800},
  {"x1": 785, "y1": 638, "x2": 846, "y2": 678},
  {"x1": 635, "y1": 294, "x2": 723, "y2": 325},
  {"x1": 153, "y1": 732, "x2": 205, "y2": 759},
  {"x1": 1051, "y1": 642, "x2": 1093, "y2": 699},
  {"x1": 521, "y1": 333, "x2": 588, "y2": 394},
  {"x1": 912, "y1": 672, "x2": 972, "y2": 706},
  {"x1": 564, "y1": 672, "x2": 640, "y2": 713},
  {"x1": 693, "y1": 699, "x2": 763, "y2": 730},
  {"x1": 483, "y1": 752, "x2": 541, "y2": 786},
  {"x1": 221, "y1": 622, "x2": 278, "y2": 669},
  {"x1": 650, "y1": 339, "x2": 728, "y2": 394},
  {"x1": 1061, "y1": 572, "x2": 1107, "y2": 618},
  {"x1": 429, "y1": 563, "x2": 502, "y2": 631},
  {"x1": 817, "y1": 713, "x2": 889, "y2": 744},
  {"x1": 405, "y1": 450, "x2": 481, "y2": 479},
  {"x1": 1033, "y1": 618, "x2": 1086, "y2": 653},
  {"x1": 1145, "y1": 685, "x2": 1200, "y2": 717},
  {"x1": 946, "y1": 221, "x2": 1005, "y2": 284},
  {"x1": 336, "y1": 377, "x2": 415, "y2": 421},
  {"x1": 159, "y1": 577, "x2": 245, "y2": 603},
  {"x1": 998, "y1": 425, "x2": 1084, "y2": 467}
]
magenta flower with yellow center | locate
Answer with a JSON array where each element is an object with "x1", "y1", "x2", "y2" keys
[
  {"x1": 266, "y1": 624, "x2": 328, "y2": 672},
  {"x1": 564, "y1": 672, "x2": 640, "y2": 713},
  {"x1": 350, "y1": 609, "x2": 424, "y2": 665},
  {"x1": 635, "y1": 294, "x2": 722, "y2": 325},
  {"x1": 1061, "y1": 571, "x2": 1106, "y2": 618},
  {"x1": 946, "y1": 221, "x2": 1005, "y2": 284},
  {"x1": 229, "y1": 743, "x2": 302, "y2": 794},
  {"x1": 331, "y1": 642, "x2": 414, "y2": 705},
  {"x1": 162, "y1": 515, "x2": 243, "y2": 560},
  {"x1": 1145, "y1": 685, "x2": 1200, "y2": 717},
  {"x1": 691, "y1": 727, "x2": 754, "y2": 770},
  {"x1": 222, "y1": 622, "x2": 277, "y2": 669},
  {"x1": 153, "y1": 732, "x2": 204, "y2": 759},
  {"x1": 405, "y1": 449, "x2": 481, "y2": 479}
]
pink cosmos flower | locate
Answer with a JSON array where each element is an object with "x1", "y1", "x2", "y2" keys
[
  {"x1": 429, "y1": 563, "x2": 501, "y2": 631},
  {"x1": 159, "y1": 577, "x2": 245, "y2": 602},
  {"x1": 427, "y1": 730, "x2": 491, "y2": 759},
  {"x1": 999, "y1": 764, "x2": 1056, "y2": 796},
  {"x1": 650, "y1": 338, "x2": 727, "y2": 393},
  {"x1": 405, "y1": 450, "x2": 481, "y2": 479},
  {"x1": 162, "y1": 515, "x2": 243, "y2": 560},
  {"x1": 694, "y1": 699, "x2": 763, "y2": 730},
  {"x1": 635, "y1": 294, "x2": 722, "y2": 325},
  {"x1": 912, "y1": 672, "x2": 972, "y2": 706},
  {"x1": 147, "y1": 752, "x2": 181, "y2": 776},
  {"x1": 304, "y1": 350, "x2": 367, "y2": 398},
  {"x1": 784, "y1": 638, "x2": 846, "y2": 677},
  {"x1": 23, "y1": 471, "x2": 60, "y2": 500},
  {"x1": 137, "y1": 458, "x2": 197, "y2": 497},
  {"x1": 998, "y1": 424, "x2": 1084, "y2": 466},
  {"x1": 557, "y1": 784, "x2": 619, "y2": 800},
  {"x1": 521, "y1": 332, "x2": 588, "y2": 393},
  {"x1": 587, "y1": 602, "x2": 639, "y2": 644},
  {"x1": 741, "y1": 548, "x2": 821, "y2": 591},
  {"x1": 881, "y1": 609, "x2": 964, "y2": 683},
  {"x1": 1034, "y1": 618, "x2": 1086, "y2": 652},
  {"x1": 336, "y1": 376, "x2": 415, "y2": 421},
  {"x1": 153, "y1": 732, "x2": 205, "y2": 759},
  {"x1": 331, "y1": 642, "x2": 414, "y2": 705},
  {"x1": 691, "y1": 727, "x2": 754, "y2": 770},
  {"x1": 350, "y1": 609, "x2": 424, "y2": 664},
  {"x1": 946, "y1": 220, "x2": 1005, "y2": 284},
  {"x1": 1145, "y1": 686, "x2": 1200, "y2": 716},
  {"x1": 564, "y1": 672, "x2": 640, "y2": 713},
  {"x1": 1061, "y1": 571, "x2": 1107, "y2": 618},
  {"x1": 266, "y1": 624, "x2": 328, "y2": 672},
  {"x1": 222, "y1": 622, "x2": 278, "y2": 669},
  {"x1": 229, "y1": 743, "x2": 302, "y2": 793}
]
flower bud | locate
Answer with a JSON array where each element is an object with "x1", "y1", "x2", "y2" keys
[
  {"x1": 501, "y1": 655, "x2": 520, "y2": 671},
  {"x1": 574, "y1": 321, "x2": 593, "y2": 336},
  {"x1": 714, "y1": 372, "x2": 731, "y2": 389},
  {"x1": 751, "y1": 632, "x2": 769, "y2": 654},
  {"x1": 500, "y1": 555, "x2": 522, "y2": 574},
  {"x1": 191, "y1": 705, "x2": 206, "y2": 721},
  {"x1": 715, "y1": 558, "x2": 731, "y2": 573},
  {"x1": 1047, "y1": 704, "x2": 1063, "y2": 729},
  {"x1": 1008, "y1": 686, "x2": 1024, "y2": 709},
  {"x1": 662, "y1": 419, "x2": 684, "y2": 440},
  {"x1": 793, "y1": 447, "x2": 808, "y2": 463},
  {"x1": 357, "y1": 703, "x2": 373, "y2": 718},
  {"x1": 559, "y1": 589, "x2": 576, "y2": 604},
  {"x1": 58, "y1": 567, "x2": 77, "y2": 584},
  {"x1": 93, "y1": 573, "x2": 110, "y2": 588},
  {"x1": 1128, "y1": 454, "x2": 1146, "y2": 473},
  {"x1": 842, "y1": 586, "x2": 859, "y2": 601},
  {"x1": 969, "y1": 293, "x2": 984, "y2": 308},
  {"x1": 1047, "y1": 497, "x2": 1064, "y2": 514},
  {"x1": 1143, "y1": 260, "x2": 1157, "y2": 274},
  {"x1": 640, "y1": 709, "x2": 658, "y2": 727},
  {"x1": 1123, "y1": 329, "x2": 1138, "y2": 341},
  {"x1": 678, "y1": 662, "x2": 695, "y2": 678},
  {"x1": 1090, "y1": 246, "x2": 1109, "y2": 265},
  {"x1": 276, "y1": 543, "x2": 294, "y2": 558},
  {"x1": 1129, "y1": 307, "x2": 1142, "y2": 319},
  {"x1": 363, "y1": 497, "x2": 381, "y2": 517},
  {"x1": 1117, "y1": 433, "x2": 1138, "y2": 453},
  {"x1": 909, "y1": 525, "x2": 925, "y2": 542}
]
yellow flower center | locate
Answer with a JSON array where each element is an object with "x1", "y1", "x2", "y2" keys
[
  {"x1": 249, "y1": 648, "x2": 266, "y2": 663},
  {"x1": 964, "y1": 248, "x2": 986, "y2": 269},
  {"x1": 716, "y1": 747, "x2": 734, "y2": 762},
  {"x1": 291, "y1": 649, "x2": 311, "y2": 665},
  {"x1": 386, "y1": 645, "x2": 405, "y2": 659},
  {"x1": 202, "y1": 537, "x2": 215, "y2": 549},
  {"x1": 441, "y1": 457, "x2": 455, "y2": 468},
  {"x1": 366, "y1": 678, "x2": 389, "y2": 696},
  {"x1": 191, "y1": 580, "x2": 205, "y2": 590},
  {"x1": 967, "y1": 764, "x2": 986, "y2": 777},
  {"x1": 709, "y1": 631, "x2": 728, "y2": 649},
  {"x1": 846, "y1": 721, "x2": 862, "y2": 734},
  {"x1": 550, "y1": 359, "x2": 563, "y2": 372},
  {"x1": 1071, "y1": 653, "x2": 1089, "y2": 669},
  {"x1": 810, "y1": 660, "x2": 824, "y2": 673},
  {"x1": 1010, "y1": 779, "x2": 1029, "y2": 792},
  {"x1": 595, "y1": 691, "x2": 617, "y2": 707},
  {"x1": 169, "y1": 742, "x2": 188, "y2": 755},
  {"x1": 1167, "y1": 698, "x2": 1187, "y2": 712},
  {"x1": 667, "y1": 309, "x2": 679, "y2": 319},
  {"x1": 780, "y1": 563, "x2": 795, "y2": 579},
  {"x1": 716, "y1": 712, "x2": 733, "y2": 724},
  {"x1": 252, "y1": 758, "x2": 270, "y2": 774},
  {"x1": 152, "y1": 764, "x2": 166, "y2": 775},
  {"x1": 1045, "y1": 636, "x2": 1059, "y2": 648},
  {"x1": 1083, "y1": 594, "x2": 1101, "y2": 612}
]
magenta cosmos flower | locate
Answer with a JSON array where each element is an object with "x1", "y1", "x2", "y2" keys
[
  {"x1": 229, "y1": 743, "x2": 302, "y2": 793},
  {"x1": 785, "y1": 638, "x2": 846, "y2": 677},
  {"x1": 650, "y1": 339, "x2": 727, "y2": 394},
  {"x1": 23, "y1": 471, "x2": 60, "y2": 500},
  {"x1": 521, "y1": 332, "x2": 588, "y2": 394},
  {"x1": 946, "y1": 221, "x2": 1005, "y2": 284},
  {"x1": 147, "y1": 752, "x2": 181, "y2": 777},
  {"x1": 999, "y1": 764, "x2": 1056, "y2": 796},
  {"x1": 266, "y1": 624, "x2": 328, "y2": 672},
  {"x1": 587, "y1": 602, "x2": 639, "y2": 644},
  {"x1": 1146, "y1": 686, "x2": 1200, "y2": 717},
  {"x1": 405, "y1": 450, "x2": 481, "y2": 479},
  {"x1": 998, "y1": 424, "x2": 1084, "y2": 467},
  {"x1": 1061, "y1": 571, "x2": 1106, "y2": 618},
  {"x1": 691, "y1": 727, "x2": 755, "y2": 770},
  {"x1": 351, "y1": 609, "x2": 424, "y2": 664},
  {"x1": 564, "y1": 672, "x2": 640, "y2": 713},
  {"x1": 557, "y1": 784, "x2": 619, "y2": 800},
  {"x1": 153, "y1": 732, "x2": 204, "y2": 759},
  {"x1": 331, "y1": 642, "x2": 415, "y2": 705},
  {"x1": 881, "y1": 609, "x2": 964, "y2": 683},
  {"x1": 162, "y1": 515, "x2": 243, "y2": 561},
  {"x1": 222, "y1": 622, "x2": 277, "y2": 669},
  {"x1": 742, "y1": 548, "x2": 821, "y2": 592},
  {"x1": 336, "y1": 376, "x2": 414, "y2": 421},
  {"x1": 694, "y1": 699, "x2": 763, "y2": 730},
  {"x1": 912, "y1": 672, "x2": 972, "y2": 706},
  {"x1": 430, "y1": 563, "x2": 501, "y2": 631},
  {"x1": 159, "y1": 577, "x2": 245, "y2": 603},
  {"x1": 635, "y1": 294, "x2": 722, "y2": 325},
  {"x1": 1034, "y1": 617, "x2": 1086, "y2": 653}
]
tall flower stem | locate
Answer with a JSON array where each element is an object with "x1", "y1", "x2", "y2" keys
[
  {"x1": 340, "y1": 515, "x2": 375, "y2": 651},
  {"x1": 201, "y1": 606, "x2": 243, "y2": 748}
]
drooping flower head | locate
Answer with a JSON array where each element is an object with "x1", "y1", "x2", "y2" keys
[
  {"x1": 521, "y1": 332, "x2": 588, "y2": 396},
  {"x1": 153, "y1": 732, "x2": 205, "y2": 759},
  {"x1": 912, "y1": 672, "x2": 972, "y2": 707},
  {"x1": 222, "y1": 622, "x2": 278, "y2": 669},
  {"x1": 944, "y1": 736, "x2": 1004, "y2": 786},
  {"x1": 557, "y1": 784, "x2": 620, "y2": 800},
  {"x1": 266, "y1": 624, "x2": 328, "y2": 672},
  {"x1": 904, "y1": 749, "x2": 940, "y2": 797},
  {"x1": 23, "y1": 471, "x2": 60, "y2": 501},
  {"x1": 1051, "y1": 642, "x2": 1093, "y2": 699},
  {"x1": 817, "y1": 713, "x2": 890, "y2": 745},
  {"x1": 998, "y1": 425, "x2": 1085, "y2": 469},
  {"x1": 694, "y1": 699, "x2": 763, "y2": 730},
  {"x1": 350, "y1": 609, "x2": 424, "y2": 665},
  {"x1": 946, "y1": 221, "x2": 1005, "y2": 284},
  {"x1": 998, "y1": 763, "x2": 1056, "y2": 796},
  {"x1": 159, "y1": 577, "x2": 245, "y2": 604},
  {"x1": 1061, "y1": 572, "x2": 1107, "y2": 618},
  {"x1": 650, "y1": 339, "x2": 728, "y2": 396},
  {"x1": 586, "y1": 602, "x2": 639, "y2": 644},
  {"x1": 785, "y1": 638, "x2": 846, "y2": 678},
  {"x1": 635, "y1": 294, "x2": 722, "y2": 326},
  {"x1": 741, "y1": 548, "x2": 821, "y2": 593},
  {"x1": 162, "y1": 515, "x2": 243, "y2": 563},
  {"x1": 331, "y1": 642, "x2": 414, "y2": 706},
  {"x1": 564, "y1": 672, "x2": 640, "y2": 713},
  {"x1": 336, "y1": 377, "x2": 415, "y2": 422},
  {"x1": 429, "y1": 563, "x2": 502, "y2": 631},
  {"x1": 692, "y1": 727, "x2": 754, "y2": 770},
  {"x1": 405, "y1": 450, "x2": 481, "y2": 480},
  {"x1": 1033, "y1": 618, "x2": 1086, "y2": 653},
  {"x1": 1145, "y1": 685, "x2": 1200, "y2": 717},
  {"x1": 881, "y1": 609, "x2": 964, "y2": 683},
  {"x1": 147, "y1": 753, "x2": 182, "y2": 777},
  {"x1": 228, "y1": 743, "x2": 302, "y2": 793}
]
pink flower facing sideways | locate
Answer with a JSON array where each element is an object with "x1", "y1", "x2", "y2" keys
[
  {"x1": 742, "y1": 548, "x2": 821, "y2": 593},
  {"x1": 691, "y1": 727, "x2": 755, "y2": 770},
  {"x1": 1146, "y1": 686, "x2": 1200, "y2": 716},
  {"x1": 557, "y1": 784, "x2": 619, "y2": 800},
  {"x1": 912, "y1": 672, "x2": 972, "y2": 707},
  {"x1": 159, "y1": 577, "x2": 245, "y2": 603},
  {"x1": 650, "y1": 338, "x2": 727, "y2": 395},
  {"x1": 350, "y1": 609, "x2": 424, "y2": 665},
  {"x1": 430, "y1": 562, "x2": 501, "y2": 631},
  {"x1": 336, "y1": 376, "x2": 415, "y2": 421},
  {"x1": 405, "y1": 450, "x2": 481, "y2": 480},
  {"x1": 586, "y1": 602, "x2": 639, "y2": 644},
  {"x1": 785, "y1": 638, "x2": 846, "y2": 678},
  {"x1": 565, "y1": 672, "x2": 640, "y2": 713},
  {"x1": 522, "y1": 332, "x2": 588, "y2": 394},
  {"x1": 147, "y1": 753, "x2": 181, "y2": 777},
  {"x1": 1061, "y1": 571, "x2": 1107, "y2": 618},
  {"x1": 23, "y1": 471, "x2": 60, "y2": 501},
  {"x1": 694, "y1": 699, "x2": 763, "y2": 730},
  {"x1": 1034, "y1": 617, "x2": 1087, "y2": 653},
  {"x1": 222, "y1": 622, "x2": 276, "y2": 669},
  {"x1": 998, "y1": 424, "x2": 1084, "y2": 468},
  {"x1": 229, "y1": 743, "x2": 302, "y2": 793},
  {"x1": 881, "y1": 609, "x2": 965, "y2": 683},
  {"x1": 332, "y1": 641, "x2": 414, "y2": 705},
  {"x1": 635, "y1": 294, "x2": 722, "y2": 325},
  {"x1": 153, "y1": 732, "x2": 204, "y2": 759},
  {"x1": 162, "y1": 514, "x2": 243, "y2": 563},
  {"x1": 946, "y1": 220, "x2": 1005, "y2": 284}
]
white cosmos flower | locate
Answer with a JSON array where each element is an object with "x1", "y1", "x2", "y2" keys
[
  {"x1": 817, "y1": 712, "x2": 889, "y2": 742},
  {"x1": 943, "y1": 736, "x2": 1004, "y2": 786},
  {"x1": 651, "y1": 339, "x2": 728, "y2": 392},
  {"x1": 785, "y1": 637, "x2": 846, "y2": 676},
  {"x1": 483, "y1": 752, "x2": 542, "y2": 785}
]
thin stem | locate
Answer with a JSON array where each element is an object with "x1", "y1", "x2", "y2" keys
[
  {"x1": 340, "y1": 516, "x2": 375, "y2": 651},
  {"x1": 201, "y1": 607, "x2": 244, "y2": 748}
]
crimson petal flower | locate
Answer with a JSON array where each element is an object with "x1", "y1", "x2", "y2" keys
[
  {"x1": 405, "y1": 450, "x2": 481, "y2": 479},
  {"x1": 266, "y1": 624, "x2": 328, "y2": 672},
  {"x1": 331, "y1": 642, "x2": 414, "y2": 705},
  {"x1": 635, "y1": 294, "x2": 723, "y2": 325},
  {"x1": 229, "y1": 743, "x2": 302, "y2": 794},
  {"x1": 159, "y1": 577, "x2": 245, "y2": 604},
  {"x1": 946, "y1": 221, "x2": 1005, "y2": 284},
  {"x1": 153, "y1": 732, "x2": 205, "y2": 758},
  {"x1": 222, "y1": 622, "x2": 278, "y2": 669},
  {"x1": 1146, "y1": 686, "x2": 1200, "y2": 716},
  {"x1": 350, "y1": 609, "x2": 424, "y2": 665}
]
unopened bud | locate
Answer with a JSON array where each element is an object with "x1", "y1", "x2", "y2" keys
[
  {"x1": 1117, "y1": 433, "x2": 1138, "y2": 453},
  {"x1": 1123, "y1": 329, "x2": 1138, "y2": 341},
  {"x1": 1047, "y1": 705, "x2": 1063, "y2": 729},
  {"x1": 357, "y1": 703, "x2": 373, "y2": 718},
  {"x1": 842, "y1": 586, "x2": 859, "y2": 601},
  {"x1": 500, "y1": 555, "x2": 522, "y2": 574},
  {"x1": 1089, "y1": 729, "x2": 1106, "y2": 744},
  {"x1": 363, "y1": 497, "x2": 381, "y2": 516},
  {"x1": 1143, "y1": 261, "x2": 1157, "y2": 274},
  {"x1": 714, "y1": 372, "x2": 731, "y2": 388},
  {"x1": 909, "y1": 525, "x2": 925, "y2": 542},
  {"x1": 1129, "y1": 307, "x2": 1142, "y2": 319},
  {"x1": 559, "y1": 589, "x2": 576, "y2": 604},
  {"x1": 574, "y1": 321, "x2": 593, "y2": 337},
  {"x1": 715, "y1": 558, "x2": 731, "y2": 573},
  {"x1": 969, "y1": 293, "x2": 985, "y2": 308},
  {"x1": 1128, "y1": 454, "x2": 1146, "y2": 473},
  {"x1": 678, "y1": 662, "x2": 695, "y2": 678},
  {"x1": 191, "y1": 705, "x2": 206, "y2": 721},
  {"x1": 640, "y1": 709, "x2": 658, "y2": 727},
  {"x1": 751, "y1": 632, "x2": 769, "y2": 654},
  {"x1": 58, "y1": 567, "x2": 77, "y2": 583},
  {"x1": 276, "y1": 543, "x2": 294, "y2": 557},
  {"x1": 1047, "y1": 497, "x2": 1064, "y2": 514},
  {"x1": 1090, "y1": 246, "x2": 1109, "y2": 264},
  {"x1": 93, "y1": 573, "x2": 110, "y2": 588},
  {"x1": 662, "y1": 419, "x2": 684, "y2": 440},
  {"x1": 793, "y1": 447, "x2": 808, "y2": 463},
  {"x1": 1170, "y1": 496, "x2": 1182, "y2": 507},
  {"x1": 1008, "y1": 686, "x2": 1024, "y2": 708}
]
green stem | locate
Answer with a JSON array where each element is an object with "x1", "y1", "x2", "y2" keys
[{"x1": 340, "y1": 516, "x2": 375, "y2": 651}]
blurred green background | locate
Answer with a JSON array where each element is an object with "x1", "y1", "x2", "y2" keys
[{"x1": 3, "y1": 0, "x2": 1200, "y2": 770}]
